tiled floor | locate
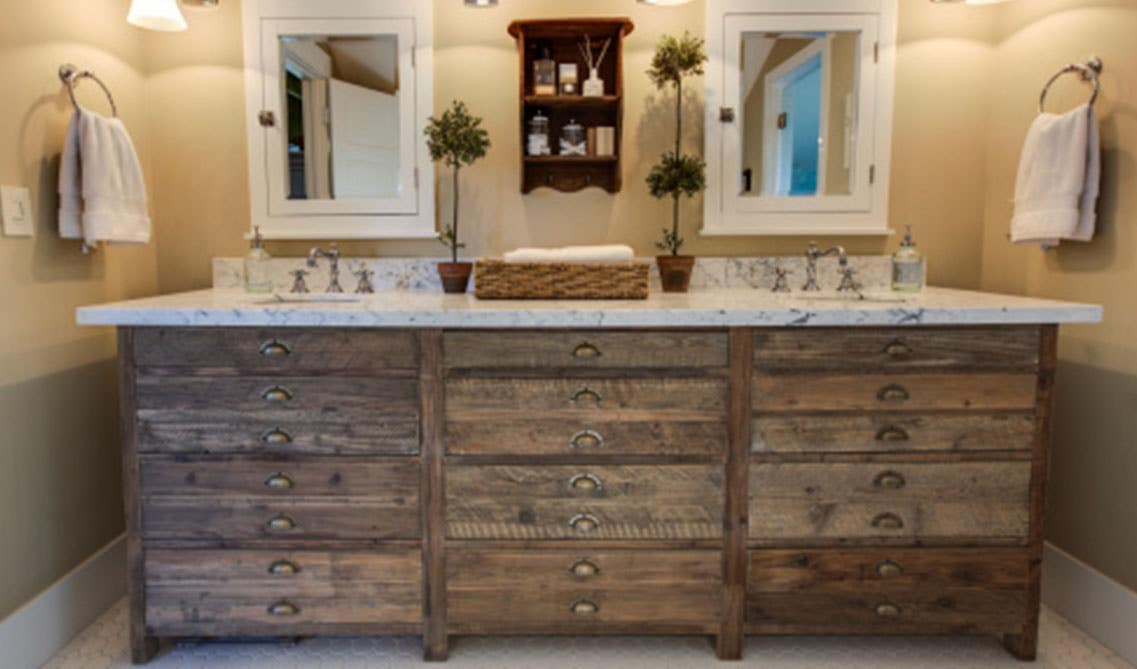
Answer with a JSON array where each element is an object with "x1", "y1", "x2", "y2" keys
[{"x1": 46, "y1": 600, "x2": 1134, "y2": 669}]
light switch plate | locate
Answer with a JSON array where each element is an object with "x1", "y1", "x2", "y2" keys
[{"x1": 1, "y1": 186, "x2": 34, "y2": 237}]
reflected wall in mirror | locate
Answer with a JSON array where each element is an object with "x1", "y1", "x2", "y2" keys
[
  {"x1": 281, "y1": 34, "x2": 401, "y2": 201},
  {"x1": 740, "y1": 31, "x2": 859, "y2": 198}
]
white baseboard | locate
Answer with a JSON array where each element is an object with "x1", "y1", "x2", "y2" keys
[
  {"x1": 0, "y1": 534, "x2": 126, "y2": 669},
  {"x1": 1042, "y1": 541, "x2": 1137, "y2": 666}
]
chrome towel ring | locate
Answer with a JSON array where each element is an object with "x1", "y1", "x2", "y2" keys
[
  {"x1": 59, "y1": 63, "x2": 118, "y2": 117},
  {"x1": 1039, "y1": 57, "x2": 1103, "y2": 114}
]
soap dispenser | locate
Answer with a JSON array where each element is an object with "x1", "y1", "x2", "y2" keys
[
  {"x1": 892, "y1": 225, "x2": 925, "y2": 292},
  {"x1": 244, "y1": 226, "x2": 273, "y2": 293}
]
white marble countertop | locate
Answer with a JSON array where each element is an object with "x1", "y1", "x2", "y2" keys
[{"x1": 76, "y1": 287, "x2": 1102, "y2": 328}]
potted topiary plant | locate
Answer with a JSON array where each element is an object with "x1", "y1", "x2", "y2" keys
[
  {"x1": 646, "y1": 32, "x2": 708, "y2": 293},
  {"x1": 425, "y1": 100, "x2": 491, "y2": 293}
]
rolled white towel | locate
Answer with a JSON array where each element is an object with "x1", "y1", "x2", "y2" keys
[{"x1": 504, "y1": 245, "x2": 635, "y2": 264}]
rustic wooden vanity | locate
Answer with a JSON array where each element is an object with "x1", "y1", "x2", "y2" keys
[{"x1": 101, "y1": 310, "x2": 1078, "y2": 663}]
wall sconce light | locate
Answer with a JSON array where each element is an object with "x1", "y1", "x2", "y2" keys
[
  {"x1": 127, "y1": 0, "x2": 187, "y2": 31},
  {"x1": 464, "y1": 0, "x2": 498, "y2": 6}
]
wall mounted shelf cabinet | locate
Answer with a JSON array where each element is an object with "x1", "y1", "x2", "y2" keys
[{"x1": 508, "y1": 18, "x2": 634, "y2": 194}]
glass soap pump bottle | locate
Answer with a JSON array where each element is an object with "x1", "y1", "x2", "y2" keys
[
  {"x1": 892, "y1": 225, "x2": 925, "y2": 292},
  {"x1": 244, "y1": 226, "x2": 273, "y2": 293}
]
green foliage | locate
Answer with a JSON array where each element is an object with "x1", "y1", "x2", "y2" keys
[
  {"x1": 425, "y1": 100, "x2": 490, "y2": 261},
  {"x1": 425, "y1": 100, "x2": 491, "y2": 169},
  {"x1": 655, "y1": 227, "x2": 684, "y2": 256},
  {"x1": 647, "y1": 152, "x2": 706, "y2": 200},
  {"x1": 646, "y1": 32, "x2": 707, "y2": 90}
]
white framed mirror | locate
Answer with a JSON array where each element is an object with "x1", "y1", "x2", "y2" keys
[
  {"x1": 242, "y1": 0, "x2": 434, "y2": 239},
  {"x1": 703, "y1": 0, "x2": 897, "y2": 236}
]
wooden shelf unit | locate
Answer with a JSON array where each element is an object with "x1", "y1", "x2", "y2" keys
[{"x1": 508, "y1": 18, "x2": 634, "y2": 194}]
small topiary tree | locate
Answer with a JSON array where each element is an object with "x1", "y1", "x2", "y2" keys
[
  {"x1": 646, "y1": 32, "x2": 708, "y2": 257},
  {"x1": 425, "y1": 100, "x2": 491, "y2": 263}
]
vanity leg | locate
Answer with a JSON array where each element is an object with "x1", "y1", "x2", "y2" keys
[
  {"x1": 421, "y1": 330, "x2": 448, "y2": 662},
  {"x1": 131, "y1": 634, "x2": 160, "y2": 665},
  {"x1": 717, "y1": 328, "x2": 752, "y2": 662},
  {"x1": 1002, "y1": 632, "x2": 1037, "y2": 662}
]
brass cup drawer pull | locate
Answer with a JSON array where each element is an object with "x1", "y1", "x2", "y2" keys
[
  {"x1": 875, "y1": 560, "x2": 904, "y2": 579},
  {"x1": 570, "y1": 386, "x2": 603, "y2": 405},
  {"x1": 871, "y1": 512, "x2": 905, "y2": 530},
  {"x1": 259, "y1": 339, "x2": 292, "y2": 359},
  {"x1": 882, "y1": 339, "x2": 913, "y2": 357},
  {"x1": 873, "y1": 471, "x2": 907, "y2": 490},
  {"x1": 267, "y1": 600, "x2": 300, "y2": 617},
  {"x1": 570, "y1": 559, "x2": 600, "y2": 578},
  {"x1": 875, "y1": 425, "x2": 911, "y2": 442},
  {"x1": 572, "y1": 342, "x2": 602, "y2": 359},
  {"x1": 264, "y1": 473, "x2": 295, "y2": 491},
  {"x1": 261, "y1": 428, "x2": 293, "y2": 445},
  {"x1": 569, "y1": 513, "x2": 600, "y2": 533},
  {"x1": 875, "y1": 603, "x2": 901, "y2": 618},
  {"x1": 261, "y1": 386, "x2": 294, "y2": 403},
  {"x1": 570, "y1": 599, "x2": 599, "y2": 616},
  {"x1": 569, "y1": 473, "x2": 603, "y2": 492},
  {"x1": 570, "y1": 429, "x2": 604, "y2": 450},
  {"x1": 268, "y1": 559, "x2": 300, "y2": 576},
  {"x1": 265, "y1": 514, "x2": 297, "y2": 532},
  {"x1": 877, "y1": 384, "x2": 911, "y2": 402}
]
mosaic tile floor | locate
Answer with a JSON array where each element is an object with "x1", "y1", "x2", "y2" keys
[{"x1": 45, "y1": 600, "x2": 1134, "y2": 669}]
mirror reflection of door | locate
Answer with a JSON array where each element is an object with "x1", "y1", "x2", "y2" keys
[
  {"x1": 740, "y1": 31, "x2": 859, "y2": 198},
  {"x1": 281, "y1": 35, "x2": 401, "y2": 201}
]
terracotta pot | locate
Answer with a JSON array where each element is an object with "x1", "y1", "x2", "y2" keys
[
  {"x1": 437, "y1": 261, "x2": 473, "y2": 294},
  {"x1": 656, "y1": 255, "x2": 695, "y2": 293}
]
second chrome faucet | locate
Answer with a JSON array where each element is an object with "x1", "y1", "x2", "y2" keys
[{"x1": 306, "y1": 243, "x2": 343, "y2": 293}]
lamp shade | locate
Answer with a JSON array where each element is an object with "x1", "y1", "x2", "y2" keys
[{"x1": 127, "y1": 0, "x2": 188, "y2": 31}]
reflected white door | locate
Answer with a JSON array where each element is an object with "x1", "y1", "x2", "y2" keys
[{"x1": 328, "y1": 78, "x2": 400, "y2": 199}]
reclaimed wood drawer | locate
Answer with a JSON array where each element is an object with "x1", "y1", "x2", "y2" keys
[
  {"x1": 753, "y1": 373, "x2": 1038, "y2": 412},
  {"x1": 145, "y1": 548, "x2": 421, "y2": 634},
  {"x1": 444, "y1": 331, "x2": 727, "y2": 370},
  {"x1": 133, "y1": 328, "x2": 417, "y2": 372},
  {"x1": 747, "y1": 547, "x2": 1029, "y2": 632},
  {"x1": 752, "y1": 413, "x2": 1036, "y2": 454},
  {"x1": 142, "y1": 497, "x2": 420, "y2": 541},
  {"x1": 140, "y1": 457, "x2": 418, "y2": 498},
  {"x1": 138, "y1": 415, "x2": 419, "y2": 455},
  {"x1": 446, "y1": 465, "x2": 723, "y2": 540},
  {"x1": 747, "y1": 548, "x2": 1031, "y2": 593},
  {"x1": 447, "y1": 548, "x2": 721, "y2": 629},
  {"x1": 445, "y1": 377, "x2": 726, "y2": 420},
  {"x1": 446, "y1": 420, "x2": 726, "y2": 456},
  {"x1": 749, "y1": 461, "x2": 1031, "y2": 543},
  {"x1": 746, "y1": 589, "x2": 1027, "y2": 633},
  {"x1": 136, "y1": 376, "x2": 418, "y2": 415},
  {"x1": 754, "y1": 327, "x2": 1040, "y2": 372}
]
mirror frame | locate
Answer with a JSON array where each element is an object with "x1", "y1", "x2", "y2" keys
[
  {"x1": 242, "y1": 0, "x2": 435, "y2": 240},
  {"x1": 703, "y1": 0, "x2": 898, "y2": 236}
]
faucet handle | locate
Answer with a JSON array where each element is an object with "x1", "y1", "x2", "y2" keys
[
  {"x1": 289, "y1": 269, "x2": 310, "y2": 294},
  {"x1": 837, "y1": 266, "x2": 863, "y2": 294},
  {"x1": 354, "y1": 267, "x2": 375, "y2": 294}
]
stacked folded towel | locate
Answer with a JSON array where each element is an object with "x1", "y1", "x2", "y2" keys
[{"x1": 503, "y1": 245, "x2": 635, "y2": 264}]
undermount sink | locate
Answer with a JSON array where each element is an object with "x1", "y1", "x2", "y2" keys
[
  {"x1": 793, "y1": 292, "x2": 912, "y2": 305},
  {"x1": 251, "y1": 293, "x2": 364, "y2": 305}
]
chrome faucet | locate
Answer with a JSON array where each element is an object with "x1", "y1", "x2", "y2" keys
[
  {"x1": 802, "y1": 242, "x2": 848, "y2": 291},
  {"x1": 307, "y1": 243, "x2": 343, "y2": 293}
]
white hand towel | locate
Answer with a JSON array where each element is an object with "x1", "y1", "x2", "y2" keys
[
  {"x1": 58, "y1": 108, "x2": 151, "y2": 250},
  {"x1": 503, "y1": 245, "x2": 635, "y2": 264},
  {"x1": 58, "y1": 112, "x2": 83, "y2": 240},
  {"x1": 1011, "y1": 104, "x2": 1100, "y2": 248}
]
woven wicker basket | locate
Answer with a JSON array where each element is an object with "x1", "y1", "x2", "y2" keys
[{"x1": 474, "y1": 260, "x2": 650, "y2": 299}]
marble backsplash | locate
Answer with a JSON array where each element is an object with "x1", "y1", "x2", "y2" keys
[{"x1": 213, "y1": 256, "x2": 894, "y2": 294}]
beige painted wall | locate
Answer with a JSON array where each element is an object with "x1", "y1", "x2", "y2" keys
[
  {"x1": 0, "y1": 0, "x2": 159, "y2": 619},
  {"x1": 979, "y1": 0, "x2": 1137, "y2": 592},
  {"x1": 141, "y1": 0, "x2": 997, "y2": 291}
]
